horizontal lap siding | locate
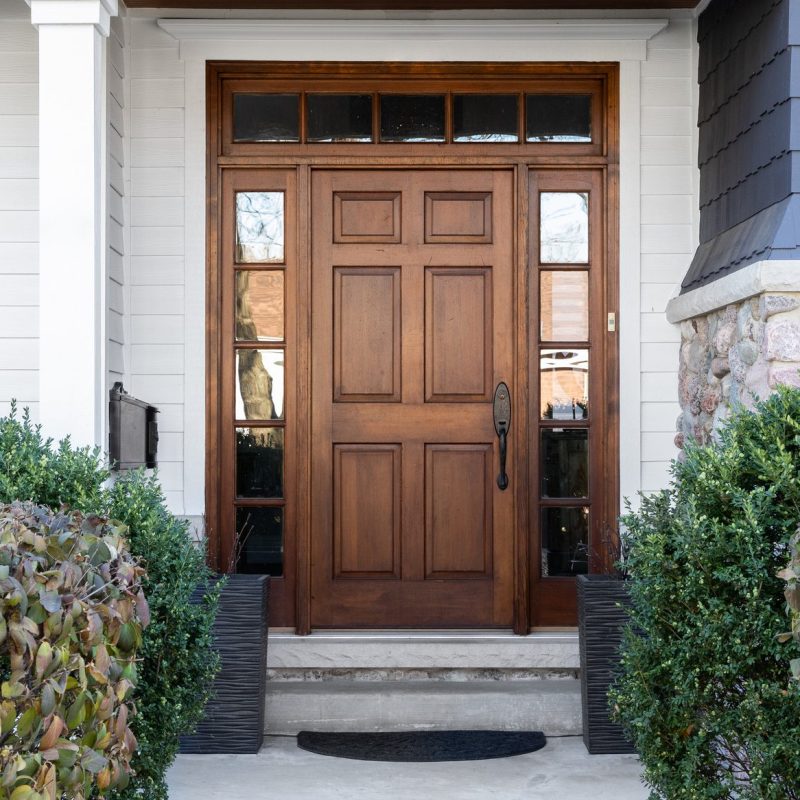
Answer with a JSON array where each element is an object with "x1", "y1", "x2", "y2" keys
[
  {"x1": 0, "y1": 10, "x2": 38, "y2": 422},
  {"x1": 108, "y1": 16, "x2": 128, "y2": 403},
  {"x1": 640, "y1": 20, "x2": 695, "y2": 492},
  {"x1": 123, "y1": 16, "x2": 697, "y2": 510},
  {"x1": 129, "y1": 19, "x2": 185, "y2": 514}
]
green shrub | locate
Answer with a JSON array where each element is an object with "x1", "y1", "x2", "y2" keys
[
  {"x1": 106, "y1": 474, "x2": 219, "y2": 800},
  {"x1": 0, "y1": 403, "x2": 107, "y2": 513},
  {"x1": 0, "y1": 405, "x2": 219, "y2": 800},
  {"x1": 0, "y1": 502, "x2": 148, "y2": 800},
  {"x1": 612, "y1": 386, "x2": 800, "y2": 800}
]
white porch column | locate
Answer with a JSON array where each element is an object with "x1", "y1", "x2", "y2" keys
[{"x1": 31, "y1": 0, "x2": 116, "y2": 448}]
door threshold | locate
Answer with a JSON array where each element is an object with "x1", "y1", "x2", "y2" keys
[{"x1": 268, "y1": 629, "x2": 579, "y2": 670}]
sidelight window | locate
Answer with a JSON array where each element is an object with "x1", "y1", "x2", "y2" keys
[
  {"x1": 232, "y1": 190, "x2": 288, "y2": 576},
  {"x1": 535, "y1": 186, "x2": 592, "y2": 579}
]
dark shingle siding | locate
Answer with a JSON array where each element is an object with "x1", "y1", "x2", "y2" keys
[{"x1": 683, "y1": 0, "x2": 800, "y2": 292}]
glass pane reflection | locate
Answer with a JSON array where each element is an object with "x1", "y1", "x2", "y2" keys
[
  {"x1": 236, "y1": 271, "x2": 284, "y2": 342},
  {"x1": 540, "y1": 192, "x2": 589, "y2": 264},
  {"x1": 541, "y1": 428, "x2": 588, "y2": 498},
  {"x1": 236, "y1": 427, "x2": 284, "y2": 498},
  {"x1": 526, "y1": 94, "x2": 591, "y2": 143},
  {"x1": 540, "y1": 271, "x2": 589, "y2": 341},
  {"x1": 307, "y1": 94, "x2": 373, "y2": 142},
  {"x1": 235, "y1": 192, "x2": 285, "y2": 264},
  {"x1": 380, "y1": 95, "x2": 445, "y2": 142},
  {"x1": 453, "y1": 94, "x2": 519, "y2": 142},
  {"x1": 540, "y1": 349, "x2": 588, "y2": 420},
  {"x1": 236, "y1": 349, "x2": 284, "y2": 420},
  {"x1": 541, "y1": 506, "x2": 589, "y2": 577},
  {"x1": 235, "y1": 507, "x2": 283, "y2": 576},
  {"x1": 233, "y1": 94, "x2": 299, "y2": 142}
]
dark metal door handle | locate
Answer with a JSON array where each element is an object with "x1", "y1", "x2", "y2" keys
[{"x1": 493, "y1": 382, "x2": 511, "y2": 491}]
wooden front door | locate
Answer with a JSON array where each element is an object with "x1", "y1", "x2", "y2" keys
[
  {"x1": 310, "y1": 169, "x2": 515, "y2": 628},
  {"x1": 207, "y1": 62, "x2": 620, "y2": 632}
]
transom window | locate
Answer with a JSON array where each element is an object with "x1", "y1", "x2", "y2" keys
[{"x1": 232, "y1": 91, "x2": 592, "y2": 144}]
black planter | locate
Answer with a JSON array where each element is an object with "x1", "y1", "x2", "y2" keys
[
  {"x1": 577, "y1": 574, "x2": 635, "y2": 754},
  {"x1": 180, "y1": 573, "x2": 270, "y2": 754}
]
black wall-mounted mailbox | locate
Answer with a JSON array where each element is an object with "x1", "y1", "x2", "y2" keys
[{"x1": 109, "y1": 382, "x2": 159, "y2": 470}]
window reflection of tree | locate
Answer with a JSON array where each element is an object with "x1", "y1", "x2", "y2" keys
[
  {"x1": 541, "y1": 192, "x2": 588, "y2": 263},
  {"x1": 236, "y1": 270, "x2": 280, "y2": 446},
  {"x1": 235, "y1": 192, "x2": 284, "y2": 263}
]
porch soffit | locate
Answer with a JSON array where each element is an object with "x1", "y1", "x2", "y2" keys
[
  {"x1": 132, "y1": 1, "x2": 697, "y2": 8},
  {"x1": 157, "y1": 17, "x2": 669, "y2": 61}
]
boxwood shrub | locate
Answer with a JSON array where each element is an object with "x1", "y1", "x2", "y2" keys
[
  {"x1": 612, "y1": 387, "x2": 800, "y2": 800},
  {"x1": 0, "y1": 404, "x2": 219, "y2": 800}
]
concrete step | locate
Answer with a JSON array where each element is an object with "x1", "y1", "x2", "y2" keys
[{"x1": 265, "y1": 678, "x2": 582, "y2": 736}]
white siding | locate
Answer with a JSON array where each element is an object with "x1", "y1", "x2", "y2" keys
[
  {"x1": 639, "y1": 19, "x2": 696, "y2": 491},
  {"x1": 128, "y1": 19, "x2": 185, "y2": 513},
  {"x1": 107, "y1": 15, "x2": 129, "y2": 396},
  {"x1": 0, "y1": 10, "x2": 697, "y2": 515},
  {"x1": 0, "y1": 0, "x2": 38, "y2": 421}
]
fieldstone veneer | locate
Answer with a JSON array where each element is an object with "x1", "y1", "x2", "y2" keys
[{"x1": 677, "y1": 293, "x2": 800, "y2": 449}]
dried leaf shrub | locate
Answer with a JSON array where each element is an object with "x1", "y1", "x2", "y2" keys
[{"x1": 0, "y1": 503, "x2": 149, "y2": 800}]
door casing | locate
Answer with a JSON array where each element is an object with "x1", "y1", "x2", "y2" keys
[{"x1": 205, "y1": 61, "x2": 620, "y2": 634}]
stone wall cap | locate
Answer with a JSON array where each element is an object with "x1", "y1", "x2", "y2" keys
[{"x1": 667, "y1": 260, "x2": 800, "y2": 323}]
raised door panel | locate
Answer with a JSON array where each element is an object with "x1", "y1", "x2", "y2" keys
[
  {"x1": 333, "y1": 191, "x2": 402, "y2": 243},
  {"x1": 425, "y1": 444, "x2": 492, "y2": 578},
  {"x1": 425, "y1": 191, "x2": 492, "y2": 243},
  {"x1": 425, "y1": 267, "x2": 492, "y2": 402},
  {"x1": 334, "y1": 267, "x2": 401, "y2": 402},
  {"x1": 334, "y1": 445, "x2": 401, "y2": 579}
]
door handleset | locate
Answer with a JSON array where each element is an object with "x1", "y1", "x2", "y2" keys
[{"x1": 493, "y1": 382, "x2": 511, "y2": 491}]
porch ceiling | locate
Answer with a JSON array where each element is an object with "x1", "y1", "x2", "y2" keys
[{"x1": 126, "y1": 1, "x2": 698, "y2": 8}]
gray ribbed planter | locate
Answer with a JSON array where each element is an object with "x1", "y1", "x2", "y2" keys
[
  {"x1": 180, "y1": 573, "x2": 270, "y2": 754},
  {"x1": 577, "y1": 574, "x2": 635, "y2": 755}
]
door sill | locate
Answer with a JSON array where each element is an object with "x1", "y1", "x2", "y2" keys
[{"x1": 268, "y1": 630, "x2": 578, "y2": 670}]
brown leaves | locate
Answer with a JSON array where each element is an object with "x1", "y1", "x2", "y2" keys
[
  {"x1": 778, "y1": 528, "x2": 800, "y2": 680},
  {"x1": 0, "y1": 503, "x2": 149, "y2": 800}
]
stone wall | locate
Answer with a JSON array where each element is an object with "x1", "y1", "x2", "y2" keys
[{"x1": 677, "y1": 293, "x2": 800, "y2": 449}]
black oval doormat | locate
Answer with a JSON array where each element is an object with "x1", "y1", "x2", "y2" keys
[{"x1": 297, "y1": 730, "x2": 546, "y2": 762}]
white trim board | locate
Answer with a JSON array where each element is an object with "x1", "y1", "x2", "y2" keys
[
  {"x1": 158, "y1": 17, "x2": 667, "y2": 61},
  {"x1": 666, "y1": 261, "x2": 800, "y2": 323},
  {"x1": 161, "y1": 20, "x2": 657, "y2": 517}
]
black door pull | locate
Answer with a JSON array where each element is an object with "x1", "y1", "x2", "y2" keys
[{"x1": 493, "y1": 382, "x2": 511, "y2": 491}]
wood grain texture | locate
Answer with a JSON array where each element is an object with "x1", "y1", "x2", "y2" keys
[
  {"x1": 205, "y1": 62, "x2": 620, "y2": 630},
  {"x1": 310, "y1": 168, "x2": 515, "y2": 628},
  {"x1": 334, "y1": 445, "x2": 401, "y2": 577},
  {"x1": 334, "y1": 267, "x2": 401, "y2": 402}
]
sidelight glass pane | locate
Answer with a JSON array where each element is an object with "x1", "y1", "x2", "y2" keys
[
  {"x1": 233, "y1": 93, "x2": 299, "y2": 142},
  {"x1": 307, "y1": 94, "x2": 373, "y2": 142},
  {"x1": 541, "y1": 428, "x2": 588, "y2": 498},
  {"x1": 235, "y1": 506, "x2": 284, "y2": 576},
  {"x1": 526, "y1": 94, "x2": 592, "y2": 143},
  {"x1": 540, "y1": 349, "x2": 588, "y2": 420},
  {"x1": 453, "y1": 94, "x2": 519, "y2": 142},
  {"x1": 235, "y1": 192, "x2": 285, "y2": 264},
  {"x1": 236, "y1": 271, "x2": 285, "y2": 342},
  {"x1": 541, "y1": 506, "x2": 589, "y2": 577},
  {"x1": 236, "y1": 349, "x2": 284, "y2": 420},
  {"x1": 540, "y1": 271, "x2": 589, "y2": 342},
  {"x1": 540, "y1": 192, "x2": 589, "y2": 264},
  {"x1": 236, "y1": 427, "x2": 284, "y2": 498},
  {"x1": 380, "y1": 95, "x2": 445, "y2": 142}
]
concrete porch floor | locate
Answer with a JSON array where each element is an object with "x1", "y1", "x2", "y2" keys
[{"x1": 167, "y1": 735, "x2": 647, "y2": 800}]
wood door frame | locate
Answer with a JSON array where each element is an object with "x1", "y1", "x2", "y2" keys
[{"x1": 205, "y1": 61, "x2": 620, "y2": 634}]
